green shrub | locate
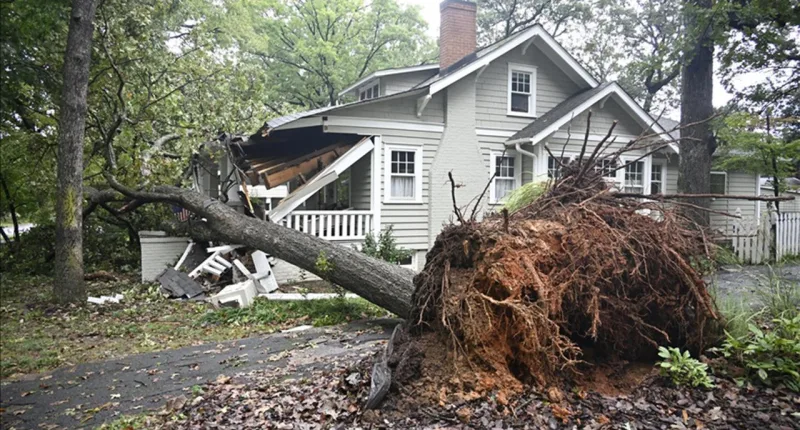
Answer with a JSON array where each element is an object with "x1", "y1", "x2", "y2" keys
[
  {"x1": 657, "y1": 346, "x2": 714, "y2": 388},
  {"x1": 502, "y1": 181, "x2": 548, "y2": 213},
  {"x1": 719, "y1": 315, "x2": 800, "y2": 392},
  {"x1": 755, "y1": 269, "x2": 799, "y2": 319},
  {"x1": 360, "y1": 225, "x2": 410, "y2": 264},
  {"x1": 714, "y1": 292, "x2": 765, "y2": 340}
]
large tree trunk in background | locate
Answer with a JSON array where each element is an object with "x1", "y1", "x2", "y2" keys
[
  {"x1": 54, "y1": 0, "x2": 97, "y2": 303},
  {"x1": 106, "y1": 180, "x2": 416, "y2": 317},
  {"x1": 678, "y1": 0, "x2": 715, "y2": 227}
]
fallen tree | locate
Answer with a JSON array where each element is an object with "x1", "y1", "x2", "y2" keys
[{"x1": 103, "y1": 175, "x2": 416, "y2": 317}]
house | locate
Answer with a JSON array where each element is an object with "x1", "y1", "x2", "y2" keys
[{"x1": 197, "y1": 0, "x2": 761, "y2": 283}]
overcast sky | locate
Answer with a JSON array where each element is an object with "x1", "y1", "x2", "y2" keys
[{"x1": 398, "y1": 0, "x2": 740, "y2": 112}]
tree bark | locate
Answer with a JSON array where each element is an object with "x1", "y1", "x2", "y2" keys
[
  {"x1": 678, "y1": 0, "x2": 715, "y2": 227},
  {"x1": 54, "y1": 0, "x2": 97, "y2": 304},
  {"x1": 0, "y1": 173, "x2": 21, "y2": 245},
  {"x1": 105, "y1": 179, "x2": 416, "y2": 317}
]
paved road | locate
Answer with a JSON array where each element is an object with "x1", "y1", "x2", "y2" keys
[
  {"x1": 0, "y1": 319, "x2": 399, "y2": 429},
  {"x1": 707, "y1": 264, "x2": 800, "y2": 307}
]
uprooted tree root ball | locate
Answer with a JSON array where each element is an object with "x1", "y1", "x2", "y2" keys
[{"x1": 387, "y1": 160, "x2": 719, "y2": 405}]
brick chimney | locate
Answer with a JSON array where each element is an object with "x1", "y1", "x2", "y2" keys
[{"x1": 439, "y1": 0, "x2": 477, "y2": 71}]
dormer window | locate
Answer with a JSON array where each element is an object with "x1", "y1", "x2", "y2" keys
[
  {"x1": 507, "y1": 63, "x2": 536, "y2": 117},
  {"x1": 359, "y1": 80, "x2": 380, "y2": 101}
]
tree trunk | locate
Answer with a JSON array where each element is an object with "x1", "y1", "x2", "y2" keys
[
  {"x1": 0, "y1": 173, "x2": 21, "y2": 245},
  {"x1": 106, "y1": 180, "x2": 416, "y2": 317},
  {"x1": 678, "y1": 0, "x2": 715, "y2": 227},
  {"x1": 54, "y1": 0, "x2": 97, "y2": 304}
]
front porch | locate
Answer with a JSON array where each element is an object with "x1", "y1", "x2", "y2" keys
[{"x1": 279, "y1": 210, "x2": 375, "y2": 241}]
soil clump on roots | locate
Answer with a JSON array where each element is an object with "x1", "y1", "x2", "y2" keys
[{"x1": 387, "y1": 157, "x2": 719, "y2": 408}]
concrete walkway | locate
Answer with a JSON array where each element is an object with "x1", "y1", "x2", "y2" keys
[{"x1": 0, "y1": 319, "x2": 399, "y2": 429}]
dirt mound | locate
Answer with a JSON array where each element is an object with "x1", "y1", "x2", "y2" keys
[{"x1": 390, "y1": 156, "x2": 718, "y2": 402}]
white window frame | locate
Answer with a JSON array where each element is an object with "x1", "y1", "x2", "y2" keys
[
  {"x1": 710, "y1": 171, "x2": 728, "y2": 195},
  {"x1": 489, "y1": 151, "x2": 522, "y2": 204},
  {"x1": 650, "y1": 159, "x2": 667, "y2": 195},
  {"x1": 384, "y1": 144, "x2": 423, "y2": 204},
  {"x1": 507, "y1": 63, "x2": 537, "y2": 118},
  {"x1": 620, "y1": 157, "x2": 652, "y2": 194},
  {"x1": 358, "y1": 79, "x2": 380, "y2": 101}
]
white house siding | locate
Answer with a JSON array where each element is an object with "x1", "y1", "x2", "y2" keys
[
  {"x1": 708, "y1": 172, "x2": 759, "y2": 231},
  {"x1": 476, "y1": 44, "x2": 582, "y2": 130},
  {"x1": 428, "y1": 77, "x2": 488, "y2": 245},
  {"x1": 760, "y1": 189, "x2": 800, "y2": 214},
  {"x1": 555, "y1": 99, "x2": 645, "y2": 139},
  {"x1": 324, "y1": 123, "x2": 443, "y2": 252},
  {"x1": 381, "y1": 70, "x2": 438, "y2": 96},
  {"x1": 334, "y1": 93, "x2": 445, "y2": 123},
  {"x1": 139, "y1": 233, "x2": 190, "y2": 282},
  {"x1": 350, "y1": 156, "x2": 372, "y2": 210}
]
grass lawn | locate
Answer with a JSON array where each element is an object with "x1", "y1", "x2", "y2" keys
[{"x1": 0, "y1": 274, "x2": 388, "y2": 379}]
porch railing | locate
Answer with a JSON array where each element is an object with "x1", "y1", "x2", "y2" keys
[{"x1": 280, "y1": 210, "x2": 373, "y2": 241}]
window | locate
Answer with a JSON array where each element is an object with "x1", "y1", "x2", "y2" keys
[
  {"x1": 711, "y1": 172, "x2": 727, "y2": 194},
  {"x1": 548, "y1": 156, "x2": 570, "y2": 179},
  {"x1": 385, "y1": 146, "x2": 422, "y2": 203},
  {"x1": 359, "y1": 81, "x2": 380, "y2": 101},
  {"x1": 507, "y1": 64, "x2": 536, "y2": 116},
  {"x1": 650, "y1": 163, "x2": 664, "y2": 194},
  {"x1": 624, "y1": 161, "x2": 645, "y2": 193},
  {"x1": 491, "y1": 153, "x2": 518, "y2": 203},
  {"x1": 596, "y1": 159, "x2": 618, "y2": 179}
]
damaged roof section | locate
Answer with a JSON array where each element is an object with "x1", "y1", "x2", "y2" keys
[{"x1": 231, "y1": 126, "x2": 365, "y2": 189}]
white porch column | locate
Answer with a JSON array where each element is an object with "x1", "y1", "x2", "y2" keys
[{"x1": 371, "y1": 135, "x2": 382, "y2": 237}]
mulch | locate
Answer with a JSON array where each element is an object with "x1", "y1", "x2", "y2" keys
[{"x1": 155, "y1": 347, "x2": 800, "y2": 430}]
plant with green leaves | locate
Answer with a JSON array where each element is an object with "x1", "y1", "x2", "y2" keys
[
  {"x1": 502, "y1": 181, "x2": 548, "y2": 214},
  {"x1": 715, "y1": 112, "x2": 800, "y2": 213},
  {"x1": 719, "y1": 315, "x2": 800, "y2": 392},
  {"x1": 657, "y1": 346, "x2": 715, "y2": 388},
  {"x1": 360, "y1": 225, "x2": 411, "y2": 265}
]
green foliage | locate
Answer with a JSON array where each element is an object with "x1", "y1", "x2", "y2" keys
[
  {"x1": 200, "y1": 297, "x2": 386, "y2": 327},
  {"x1": 360, "y1": 225, "x2": 411, "y2": 264},
  {"x1": 754, "y1": 270, "x2": 800, "y2": 319},
  {"x1": 719, "y1": 316, "x2": 800, "y2": 392},
  {"x1": 657, "y1": 346, "x2": 715, "y2": 388},
  {"x1": 715, "y1": 112, "x2": 800, "y2": 193},
  {"x1": 502, "y1": 181, "x2": 548, "y2": 214},
  {"x1": 226, "y1": 0, "x2": 435, "y2": 109},
  {"x1": 477, "y1": 0, "x2": 591, "y2": 43}
]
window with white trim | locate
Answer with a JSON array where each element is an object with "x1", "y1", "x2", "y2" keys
[
  {"x1": 359, "y1": 81, "x2": 380, "y2": 101},
  {"x1": 596, "y1": 159, "x2": 618, "y2": 179},
  {"x1": 547, "y1": 156, "x2": 570, "y2": 179},
  {"x1": 650, "y1": 163, "x2": 664, "y2": 194},
  {"x1": 624, "y1": 161, "x2": 645, "y2": 193},
  {"x1": 490, "y1": 153, "x2": 518, "y2": 203},
  {"x1": 508, "y1": 64, "x2": 536, "y2": 116},
  {"x1": 385, "y1": 146, "x2": 422, "y2": 203},
  {"x1": 710, "y1": 172, "x2": 727, "y2": 194}
]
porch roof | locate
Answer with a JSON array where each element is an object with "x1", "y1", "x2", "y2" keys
[{"x1": 268, "y1": 136, "x2": 374, "y2": 222}]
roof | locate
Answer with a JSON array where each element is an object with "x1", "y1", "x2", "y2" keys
[
  {"x1": 264, "y1": 87, "x2": 428, "y2": 131},
  {"x1": 415, "y1": 24, "x2": 599, "y2": 95},
  {"x1": 337, "y1": 64, "x2": 439, "y2": 97},
  {"x1": 269, "y1": 137, "x2": 375, "y2": 222},
  {"x1": 506, "y1": 82, "x2": 678, "y2": 153},
  {"x1": 508, "y1": 83, "x2": 613, "y2": 142}
]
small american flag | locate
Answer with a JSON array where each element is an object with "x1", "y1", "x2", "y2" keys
[{"x1": 172, "y1": 205, "x2": 191, "y2": 222}]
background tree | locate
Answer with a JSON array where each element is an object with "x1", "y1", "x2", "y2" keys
[
  {"x1": 715, "y1": 111, "x2": 800, "y2": 212},
  {"x1": 54, "y1": 0, "x2": 97, "y2": 303},
  {"x1": 225, "y1": 0, "x2": 435, "y2": 110},
  {"x1": 476, "y1": 0, "x2": 591, "y2": 44}
]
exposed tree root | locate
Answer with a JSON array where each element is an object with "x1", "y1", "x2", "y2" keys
[{"x1": 388, "y1": 148, "x2": 719, "y2": 405}]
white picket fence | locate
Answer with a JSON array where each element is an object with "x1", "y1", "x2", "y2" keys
[
  {"x1": 776, "y1": 212, "x2": 800, "y2": 260},
  {"x1": 728, "y1": 210, "x2": 800, "y2": 264}
]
